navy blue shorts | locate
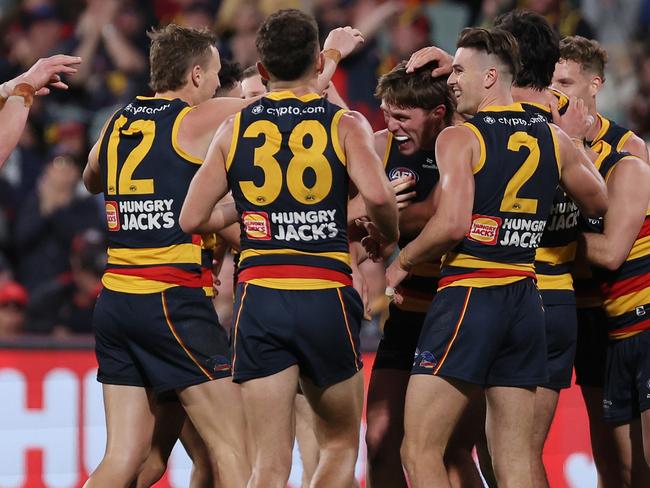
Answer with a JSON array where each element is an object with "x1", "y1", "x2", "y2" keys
[
  {"x1": 231, "y1": 283, "x2": 363, "y2": 387},
  {"x1": 373, "y1": 305, "x2": 425, "y2": 371},
  {"x1": 542, "y1": 303, "x2": 578, "y2": 390},
  {"x1": 574, "y1": 306, "x2": 608, "y2": 387},
  {"x1": 603, "y1": 329, "x2": 650, "y2": 423},
  {"x1": 94, "y1": 287, "x2": 231, "y2": 393},
  {"x1": 412, "y1": 279, "x2": 548, "y2": 387}
]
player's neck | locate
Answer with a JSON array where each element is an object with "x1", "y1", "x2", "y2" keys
[
  {"x1": 267, "y1": 77, "x2": 319, "y2": 96},
  {"x1": 586, "y1": 103, "x2": 602, "y2": 141},
  {"x1": 511, "y1": 86, "x2": 550, "y2": 106},
  {"x1": 477, "y1": 88, "x2": 514, "y2": 111},
  {"x1": 155, "y1": 87, "x2": 196, "y2": 107}
]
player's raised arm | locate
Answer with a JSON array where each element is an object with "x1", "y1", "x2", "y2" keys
[
  {"x1": 180, "y1": 116, "x2": 235, "y2": 233},
  {"x1": 341, "y1": 111, "x2": 399, "y2": 244}
]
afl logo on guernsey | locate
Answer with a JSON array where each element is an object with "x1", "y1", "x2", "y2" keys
[
  {"x1": 389, "y1": 167, "x2": 418, "y2": 182},
  {"x1": 105, "y1": 201, "x2": 120, "y2": 231},
  {"x1": 242, "y1": 211, "x2": 272, "y2": 240},
  {"x1": 468, "y1": 214, "x2": 502, "y2": 245}
]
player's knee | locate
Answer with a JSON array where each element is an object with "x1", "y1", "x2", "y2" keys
[
  {"x1": 103, "y1": 449, "x2": 150, "y2": 480},
  {"x1": 366, "y1": 419, "x2": 397, "y2": 459}
]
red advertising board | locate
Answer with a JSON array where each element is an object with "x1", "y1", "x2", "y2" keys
[{"x1": 0, "y1": 349, "x2": 596, "y2": 487}]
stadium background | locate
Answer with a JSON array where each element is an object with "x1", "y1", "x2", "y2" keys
[{"x1": 1, "y1": 0, "x2": 649, "y2": 486}]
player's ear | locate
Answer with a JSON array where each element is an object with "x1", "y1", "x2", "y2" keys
[
  {"x1": 430, "y1": 104, "x2": 446, "y2": 121},
  {"x1": 191, "y1": 64, "x2": 202, "y2": 88},
  {"x1": 484, "y1": 66, "x2": 498, "y2": 89},
  {"x1": 589, "y1": 75, "x2": 603, "y2": 97},
  {"x1": 316, "y1": 52, "x2": 325, "y2": 75},
  {"x1": 257, "y1": 62, "x2": 271, "y2": 83}
]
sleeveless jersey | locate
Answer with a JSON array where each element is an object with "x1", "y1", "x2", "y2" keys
[
  {"x1": 226, "y1": 91, "x2": 351, "y2": 290},
  {"x1": 98, "y1": 96, "x2": 212, "y2": 294},
  {"x1": 439, "y1": 103, "x2": 561, "y2": 289},
  {"x1": 582, "y1": 142, "x2": 650, "y2": 339},
  {"x1": 587, "y1": 113, "x2": 635, "y2": 153},
  {"x1": 383, "y1": 132, "x2": 440, "y2": 312},
  {"x1": 522, "y1": 99, "x2": 578, "y2": 304}
]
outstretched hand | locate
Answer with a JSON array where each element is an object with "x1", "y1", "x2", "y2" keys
[{"x1": 14, "y1": 55, "x2": 82, "y2": 96}]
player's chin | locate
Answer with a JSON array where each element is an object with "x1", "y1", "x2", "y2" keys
[{"x1": 397, "y1": 139, "x2": 417, "y2": 155}]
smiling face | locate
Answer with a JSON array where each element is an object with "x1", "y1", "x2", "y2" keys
[
  {"x1": 447, "y1": 47, "x2": 489, "y2": 116},
  {"x1": 380, "y1": 102, "x2": 440, "y2": 155}
]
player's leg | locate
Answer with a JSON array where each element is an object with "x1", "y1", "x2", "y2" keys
[
  {"x1": 240, "y1": 366, "x2": 300, "y2": 488},
  {"x1": 300, "y1": 371, "x2": 364, "y2": 487},
  {"x1": 178, "y1": 417, "x2": 218, "y2": 488},
  {"x1": 445, "y1": 393, "x2": 486, "y2": 488},
  {"x1": 294, "y1": 391, "x2": 320, "y2": 487},
  {"x1": 485, "y1": 280, "x2": 548, "y2": 488},
  {"x1": 575, "y1": 307, "x2": 624, "y2": 486},
  {"x1": 642, "y1": 409, "x2": 650, "y2": 471},
  {"x1": 177, "y1": 378, "x2": 249, "y2": 488},
  {"x1": 365, "y1": 306, "x2": 424, "y2": 488},
  {"x1": 365, "y1": 368, "x2": 409, "y2": 488},
  {"x1": 531, "y1": 302, "x2": 578, "y2": 488},
  {"x1": 485, "y1": 385, "x2": 536, "y2": 488},
  {"x1": 134, "y1": 397, "x2": 186, "y2": 487},
  {"x1": 86, "y1": 385, "x2": 157, "y2": 487},
  {"x1": 401, "y1": 376, "x2": 477, "y2": 488}
]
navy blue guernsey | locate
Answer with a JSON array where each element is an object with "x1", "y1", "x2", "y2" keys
[
  {"x1": 97, "y1": 96, "x2": 212, "y2": 294},
  {"x1": 226, "y1": 91, "x2": 351, "y2": 290},
  {"x1": 382, "y1": 132, "x2": 439, "y2": 312},
  {"x1": 588, "y1": 114, "x2": 635, "y2": 153},
  {"x1": 522, "y1": 99, "x2": 579, "y2": 304},
  {"x1": 440, "y1": 103, "x2": 561, "y2": 289}
]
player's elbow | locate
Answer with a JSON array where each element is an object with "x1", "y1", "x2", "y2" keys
[
  {"x1": 600, "y1": 250, "x2": 626, "y2": 271},
  {"x1": 445, "y1": 214, "x2": 471, "y2": 243},
  {"x1": 578, "y1": 191, "x2": 608, "y2": 219},
  {"x1": 179, "y1": 207, "x2": 202, "y2": 234}
]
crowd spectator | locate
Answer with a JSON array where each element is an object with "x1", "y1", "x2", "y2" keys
[{"x1": 13, "y1": 153, "x2": 103, "y2": 291}]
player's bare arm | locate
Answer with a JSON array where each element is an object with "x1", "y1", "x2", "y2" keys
[
  {"x1": 552, "y1": 124, "x2": 608, "y2": 218},
  {"x1": 582, "y1": 156, "x2": 650, "y2": 270},
  {"x1": 83, "y1": 113, "x2": 116, "y2": 194},
  {"x1": 620, "y1": 132, "x2": 650, "y2": 164},
  {"x1": 383, "y1": 125, "x2": 474, "y2": 302},
  {"x1": 179, "y1": 116, "x2": 234, "y2": 233},
  {"x1": 317, "y1": 26, "x2": 364, "y2": 94},
  {"x1": 341, "y1": 111, "x2": 399, "y2": 244}
]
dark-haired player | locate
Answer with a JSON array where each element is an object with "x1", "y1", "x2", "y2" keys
[
  {"x1": 386, "y1": 27, "x2": 607, "y2": 487},
  {"x1": 216, "y1": 59, "x2": 244, "y2": 98},
  {"x1": 180, "y1": 9, "x2": 397, "y2": 488}
]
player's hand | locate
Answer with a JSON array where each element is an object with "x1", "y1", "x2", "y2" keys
[
  {"x1": 551, "y1": 96, "x2": 594, "y2": 141},
  {"x1": 357, "y1": 219, "x2": 394, "y2": 262},
  {"x1": 14, "y1": 55, "x2": 82, "y2": 95},
  {"x1": 385, "y1": 260, "x2": 409, "y2": 305},
  {"x1": 405, "y1": 46, "x2": 453, "y2": 76},
  {"x1": 391, "y1": 175, "x2": 416, "y2": 210},
  {"x1": 323, "y1": 26, "x2": 364, "y2": 60}
]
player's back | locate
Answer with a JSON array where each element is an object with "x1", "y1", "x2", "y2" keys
[
  {"x1": 97, "y1": 96, "x2": 209, "y2": 293},
  {"x1": 440, "y1": 103, "x2": 561, "y2": 289},
  {"x1": 226, "y1": 91, "x2": 351, "y2": 288}
]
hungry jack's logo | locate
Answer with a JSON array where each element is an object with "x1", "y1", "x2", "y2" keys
[
  {"x1": 242, "y1": 211, "x2": 271, "y2": 240},
  {"x1": 467, "y1": 214, "x2": 501, "y2": 245},
  {"x1": 105, "y1": 201, "x2": 120, "y2": 231}
]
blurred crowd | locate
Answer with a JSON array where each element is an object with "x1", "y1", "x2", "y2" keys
[{"x1": 1, "y1": 0, "x2": 649, "y2": 338}]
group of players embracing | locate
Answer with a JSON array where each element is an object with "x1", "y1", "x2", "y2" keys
[{"x1": 81, "y1": 6, "x2": 650, "y2": 488}]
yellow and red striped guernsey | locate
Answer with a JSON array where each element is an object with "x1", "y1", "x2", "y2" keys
[
  {"x1": 580, "y1": 140, "x2": 650, "y2": 339},
  {"x1": 226, "y1": 91, "x2": 352, "y2": 290},
  {"x1": 98, "y1": 97, "x2": 212, "y2": 294},
  {"x1": 599, "y1": 213, "x2": 650, "y2": 339},
  {"x1": 438, "y1": 104, "x2": 560, "y2": 290}
]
